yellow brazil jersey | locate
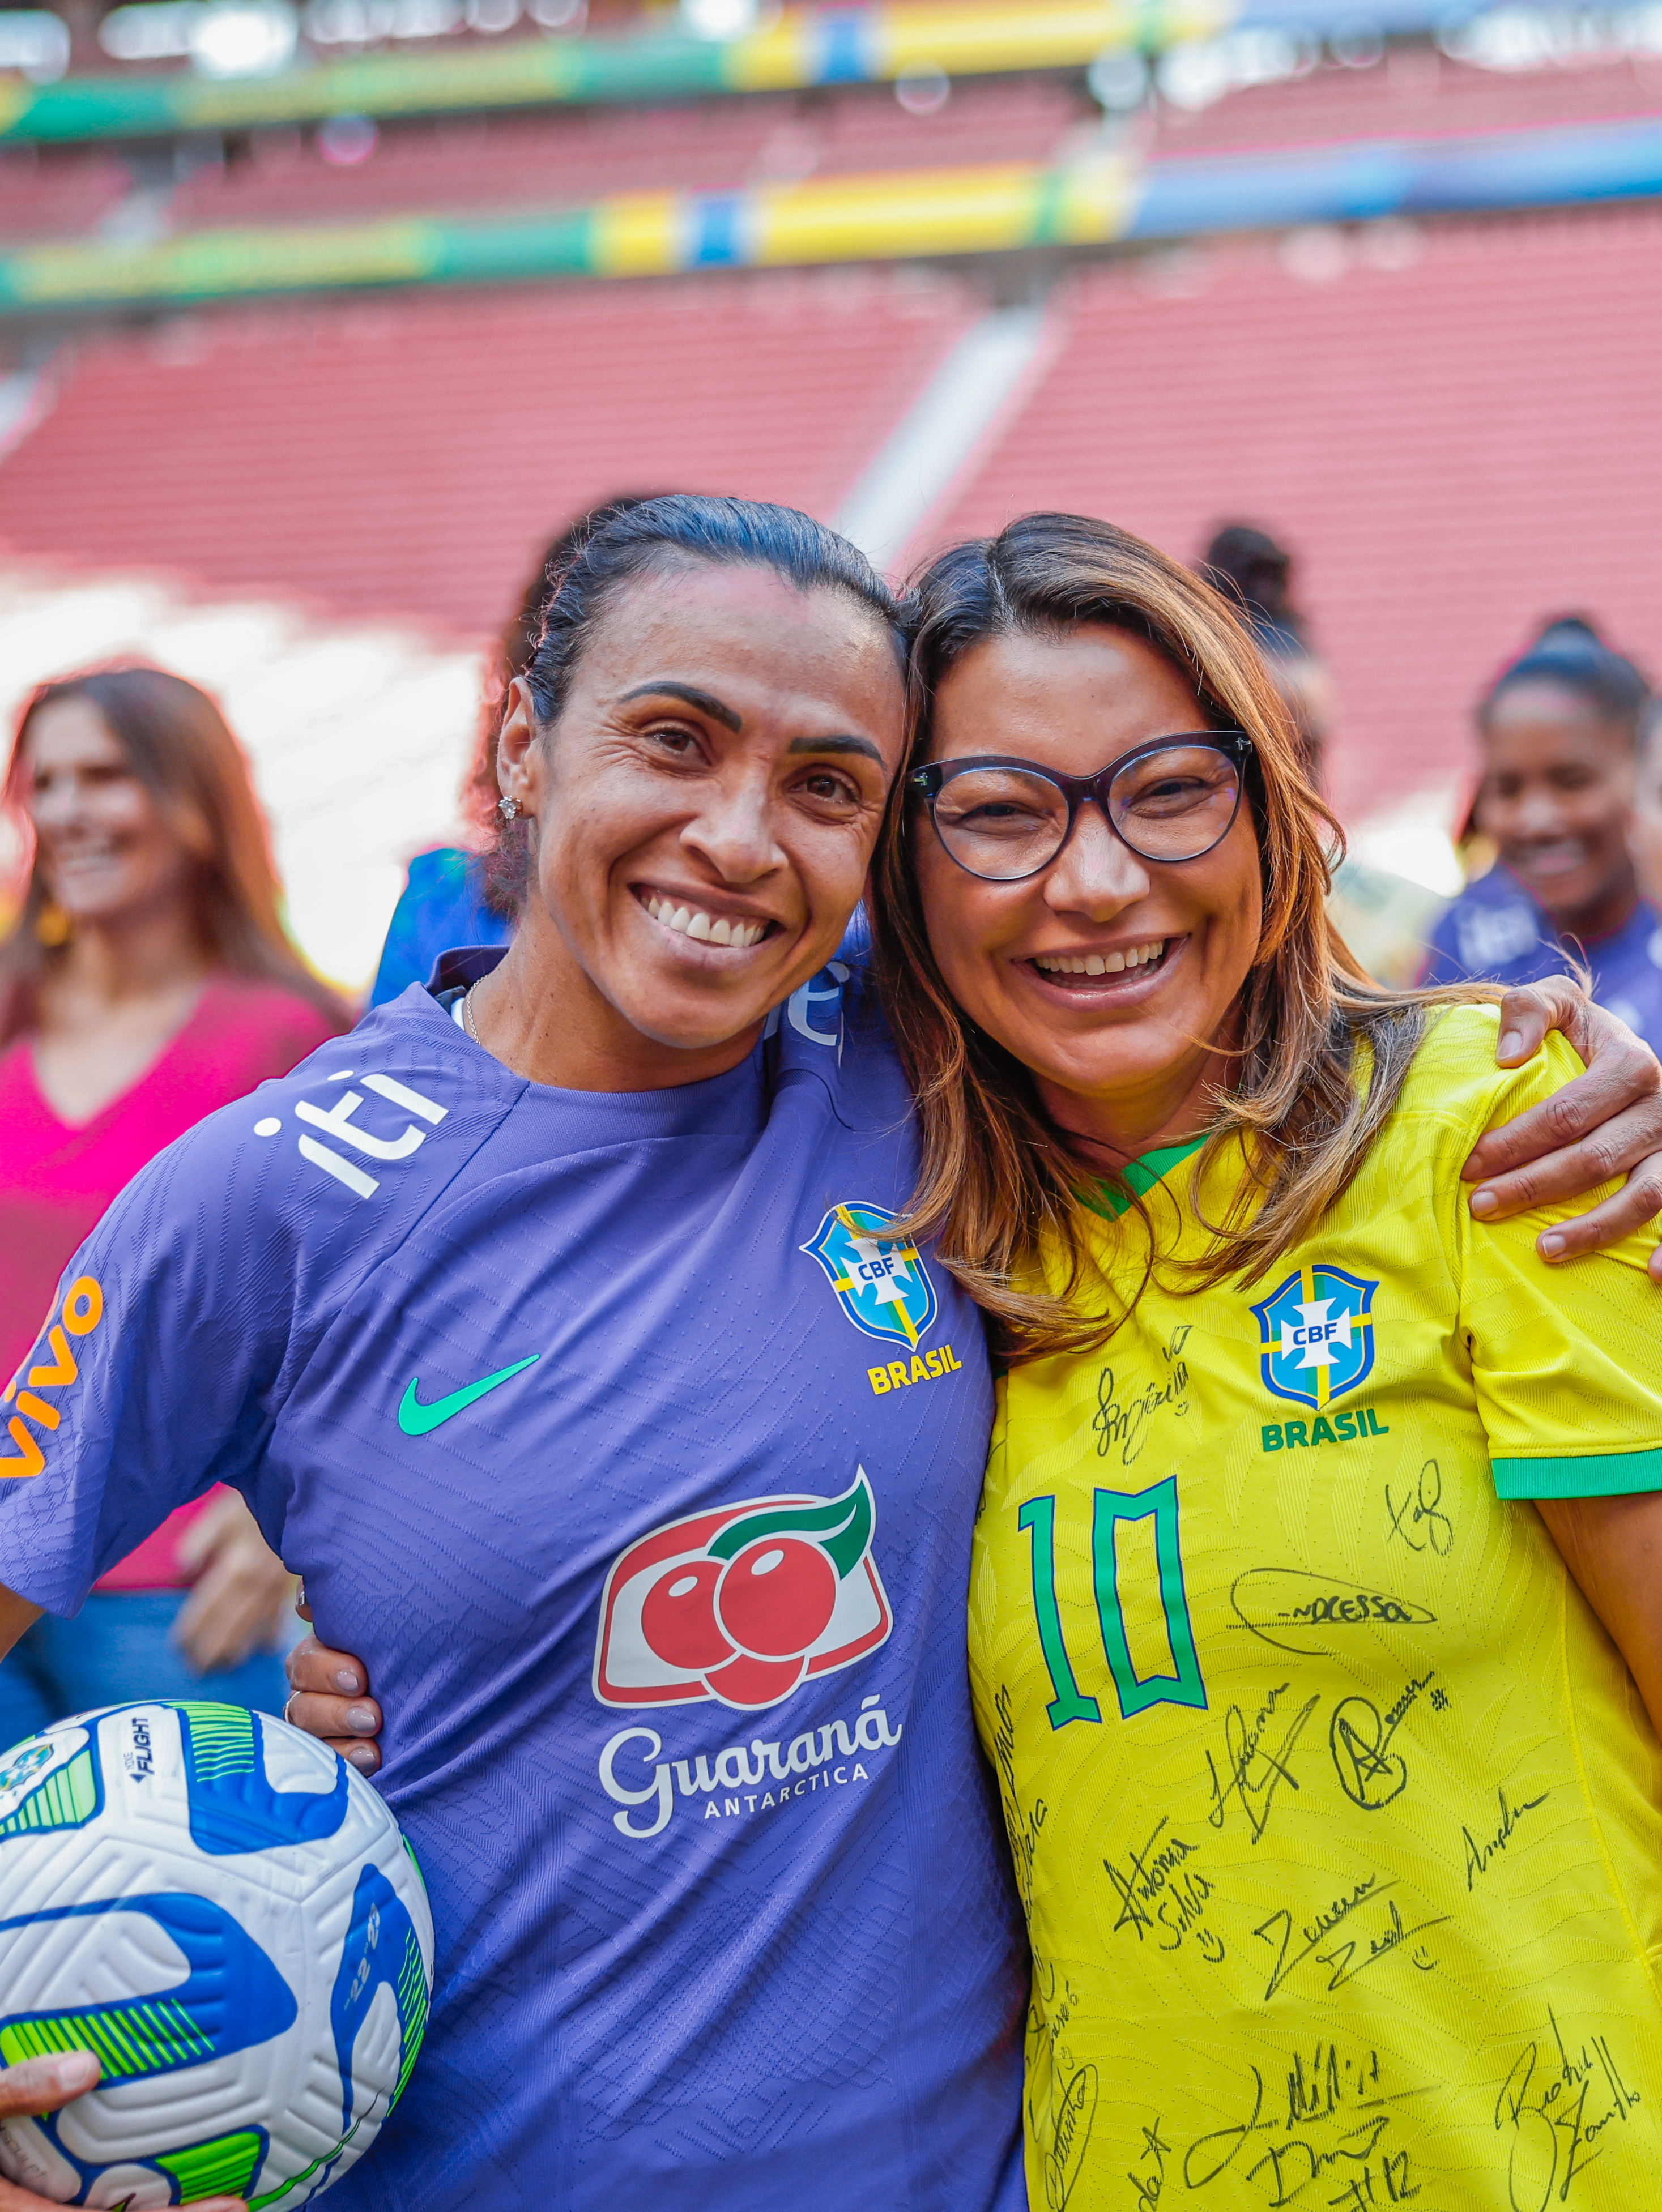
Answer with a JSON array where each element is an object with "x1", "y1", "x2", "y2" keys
[{"x1": 970, "y1": 1005, "x2": 1662, "y2": 2212}]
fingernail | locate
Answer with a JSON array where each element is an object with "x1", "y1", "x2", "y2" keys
[
  {"x1": 1469, "y1": 1188, "x2": 1498, "y2": 1216},
  {"x1": 1498, "y1": 1030, "x2": 1523, "y2": 1059},
  {"x1": 1540, "y1": 1231, "x2": 1566, "y2": 1259},
  {"x1": 346, "y1": 1705, "x2": 378, "y2": 1734},
  {"x1": 346, "y1": 1745, "x2": 378, "y2": 1772},
  {"x1": 334, "y1": 1669, "x2": 361, "y2": 1693}
]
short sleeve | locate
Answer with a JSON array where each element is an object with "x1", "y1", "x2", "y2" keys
[
  {"x1": 0, "y1": 1126, "x2": 295, "y2": 1615},
  {"x1": 1451, "y1": 1027, "x2": 1662, "y2": 1500}
]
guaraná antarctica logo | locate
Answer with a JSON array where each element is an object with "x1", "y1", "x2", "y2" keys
[
  {"x1": 1252, "y1": 1261, "x2": 1378, "y2": 1411},
  {"x1": 799, "y1": 1201, "x2": 937, "y2": 1349},
  {"x1": 593, "y1": 1474, "x2": 893, "y2": 1714}
]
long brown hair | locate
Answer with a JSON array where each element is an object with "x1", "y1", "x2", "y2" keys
[
  {"x1": 1, "y1": 663, "x2": 344, "y2": 1045},
  {"x1": 871, "y1": 513, "x2": 1489, "y2": 1361}
]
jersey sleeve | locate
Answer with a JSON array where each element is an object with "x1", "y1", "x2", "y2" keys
[
  {"x1": 0, "y1": 1111, "x2": 302, "y2": 1615},
  {"x1": 1445, "y1": 1020, "x2": 1662, "y2": 1500},
  {"x1": 0, "y1": 997, "x2": 517, "y2": 1617}
]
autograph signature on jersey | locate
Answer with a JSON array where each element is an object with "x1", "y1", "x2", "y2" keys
[
  {"x1": 1384, "y1": 1457, "x2": 1455, "y2": 1557},
  {"x1": 1203, "y1": 1680, "x2": 1320, "y2": 1844},
  {"x1": 1103, "y1": 1814, "x2": 1226, "y2": 1963},
  {"x1": 1254, "y1": 1876, "x2": 1447, "y2": 2004},
  {"x1": 1228, "y1": 1566, "x2": 1438, "y2": 1658},
  {"x1": 1496, "y1": 2010, "x2": 1643, "y2": 2205},
  {"x1": 1328, "y1": 1671, "x2": 1437, "y2": 1812},
  {"x1": 1182, "y1": 2043, "x2": 1432, "y2": 2204},
  {"x1": 1092, "y1": 1327, "x2": 1191, "y2": 1468}
]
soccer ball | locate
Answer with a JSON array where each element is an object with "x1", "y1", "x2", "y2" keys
[{"x1": 0, "y1": 1702, "x2": 433, "y2": 2209}]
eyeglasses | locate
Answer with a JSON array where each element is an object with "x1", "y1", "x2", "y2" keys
[{"x1": 909, "y1": 733, "x2": 1254, "y2": 883}]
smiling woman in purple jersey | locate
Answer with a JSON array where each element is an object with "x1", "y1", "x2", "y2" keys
[{"x1": 3, "y1": 497, "x2": 1662, "y2": 2212}]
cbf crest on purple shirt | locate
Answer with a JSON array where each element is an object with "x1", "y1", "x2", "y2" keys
[{"x1": 0, "y1": 955, "x2": 1026, "y2": 2212}]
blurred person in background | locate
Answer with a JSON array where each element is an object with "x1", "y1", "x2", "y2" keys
[
  {"x1": 0, "y1": 664, "x2": 347, "y2": 1743},
  {"x1": 1424, "y1": 617, "x2": 1662, "y2": 1044},
  {"x1": 1201, "y1": 521, "x2": 1444, "y2": 983},
  {"x1": 1627, "y1": 694, "x2": 1662, "y2": 911},
  {"x1": 369, "y1": 493, "x2": 660, "y2": 1005}
]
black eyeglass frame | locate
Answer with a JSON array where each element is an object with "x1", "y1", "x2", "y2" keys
[{"x1": 908, "y1": 731, "x2": 1256, "y2": 882}]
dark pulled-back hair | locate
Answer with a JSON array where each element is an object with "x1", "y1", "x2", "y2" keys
[
  {"x1": 2, "y1": 663, "x2": 343, "y2": 1045},
  {"x1": 1200, "y1": 521, "x2": 1306, "y2": 660},
  {"x1": 473, "y1": 493, "x2": 662, "y2": 913},
  {"x1": 871, "y1": 512, "x2": 1490, "y2": 1361},
  {"x1": 1478, "y1": 614, "x2": 1651, "y2": 739},
  {"x1": 491, "y1": 493, "x2": 904, "y2": 903}
]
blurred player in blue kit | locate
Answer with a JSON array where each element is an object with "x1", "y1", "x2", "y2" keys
[{"x1": 1426, "y1": 617, "x2": 1662, "y2": 1042}]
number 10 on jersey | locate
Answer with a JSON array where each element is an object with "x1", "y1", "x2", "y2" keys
[{"x1": 1019, "y1": 1478, "x2": 1208, "y2": 1728}]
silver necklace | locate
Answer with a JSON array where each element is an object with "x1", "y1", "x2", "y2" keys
[{"x1": 462, "y1": 987, "x2": 480, "y2": 1042}]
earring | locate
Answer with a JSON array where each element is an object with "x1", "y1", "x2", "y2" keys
[
  {"x1": 35, "y1": 902, "x2": 72, "y2": 948},
  {"x1": 498, "y1": 795, "x2": 520, "y2": 823}
]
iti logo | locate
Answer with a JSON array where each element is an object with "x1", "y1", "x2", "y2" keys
[
  {"x1": 1252, "y1": 1262, "x2": 1377, "y2": 1411},
  {"x1": 593, "y1": 1474, "x2": 892, "y2": 1713},
  {"x1": 799, "y1": 1202, "x2": 937, "y2": 1348}
]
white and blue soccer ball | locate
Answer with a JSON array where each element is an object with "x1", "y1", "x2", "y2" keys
[{"x1": 0, "y1": 1701, "x2": 433, "y2": 2210}]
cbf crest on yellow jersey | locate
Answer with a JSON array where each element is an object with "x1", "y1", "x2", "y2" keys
[
  {"x1": 1253, "y1": 1263, "x2": 1377, "y2": 1410},
  {"x1": 970, "y1": 1006, "x2": 1662, "y2": 2212}
]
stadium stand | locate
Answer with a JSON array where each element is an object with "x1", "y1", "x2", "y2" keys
[
  {"x1": 0, "y1": 269, "x2": 974, "y2": 637},
  {"x1": 930, "y1": 200, "x2": 1662, "y2": 826},
  {"x1": 4, "y1": 45, "x2": 1662, "y2": 841},
  {"x1": 0, "y1": 146, "x2": 133, "y2": 244}
]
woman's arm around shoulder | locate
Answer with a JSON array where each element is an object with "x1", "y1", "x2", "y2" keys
[{"x1": 1460, "y1": 977, "x2": 1662, "y2": 1272}]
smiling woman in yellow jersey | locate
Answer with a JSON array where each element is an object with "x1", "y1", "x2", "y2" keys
[{"x1": 871, "y1": 514, "x2": 1662, "y2": 2211}]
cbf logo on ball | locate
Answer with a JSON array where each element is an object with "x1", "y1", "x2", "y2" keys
[
  {"x1": 799, "y1": 1201, "x2": 937, "y2": 1347},
  {"x1": 594, "y1": 1474, "x2": 891, "y2": 1713},
  {"x1": 1252, "y1": 1261, "x2": 1378, "y2": 1410}
]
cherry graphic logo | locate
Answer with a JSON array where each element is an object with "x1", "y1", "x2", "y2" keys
[
  {"x1": 594, "y1": 1474, "x2": 891, "y2": 1711},
  {"x1": 640, "y1": 1559, "x2": 729, "y2": 1673},
  {"x1": 719, "y1": 1537, "x2": 837, "y2": 1657}
]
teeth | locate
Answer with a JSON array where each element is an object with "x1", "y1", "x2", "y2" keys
[
  {"x1": 642, "y1": 894, "x2": 766, "y2": 950},
  {"x1": 1035, "y1": 940, "x2": 1166, "y2": 976}
]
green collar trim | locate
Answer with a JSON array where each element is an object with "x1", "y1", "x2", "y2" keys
[{"x1": 1080, "y1": 1134, "x2": 1211, "y2": 1222}]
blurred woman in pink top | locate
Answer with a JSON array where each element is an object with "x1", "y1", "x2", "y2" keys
[{"x1": 0, "y1": 664, "x2": 347, "y2": 1744}]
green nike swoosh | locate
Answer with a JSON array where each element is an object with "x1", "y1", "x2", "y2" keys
[{"x1": 398, "y1": 1355, "x2": 540, "y2": 1437}]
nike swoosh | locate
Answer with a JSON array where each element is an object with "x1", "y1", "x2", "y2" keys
[{"x1": 398, "y1": 1355, "x2": 540, "y2": 1437}]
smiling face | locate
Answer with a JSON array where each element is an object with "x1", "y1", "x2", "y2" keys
[
  {"x1": 491, "y1": 558, "x2": 905, "y2": 1086},
  {"x1": 912, "y1": 623, "x2": 1263, "y2": 1160},
  {"x1": 24, "y1": 695, "x2": 197, "y2": 930},
  {"x1": 1477, "y1": 680, "x2": 1637, "y2": 937}
]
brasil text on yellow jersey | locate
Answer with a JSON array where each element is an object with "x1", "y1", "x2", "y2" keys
[{"x1": 970, "y1": 1006, "x2": 1662, "y2": 2211}]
